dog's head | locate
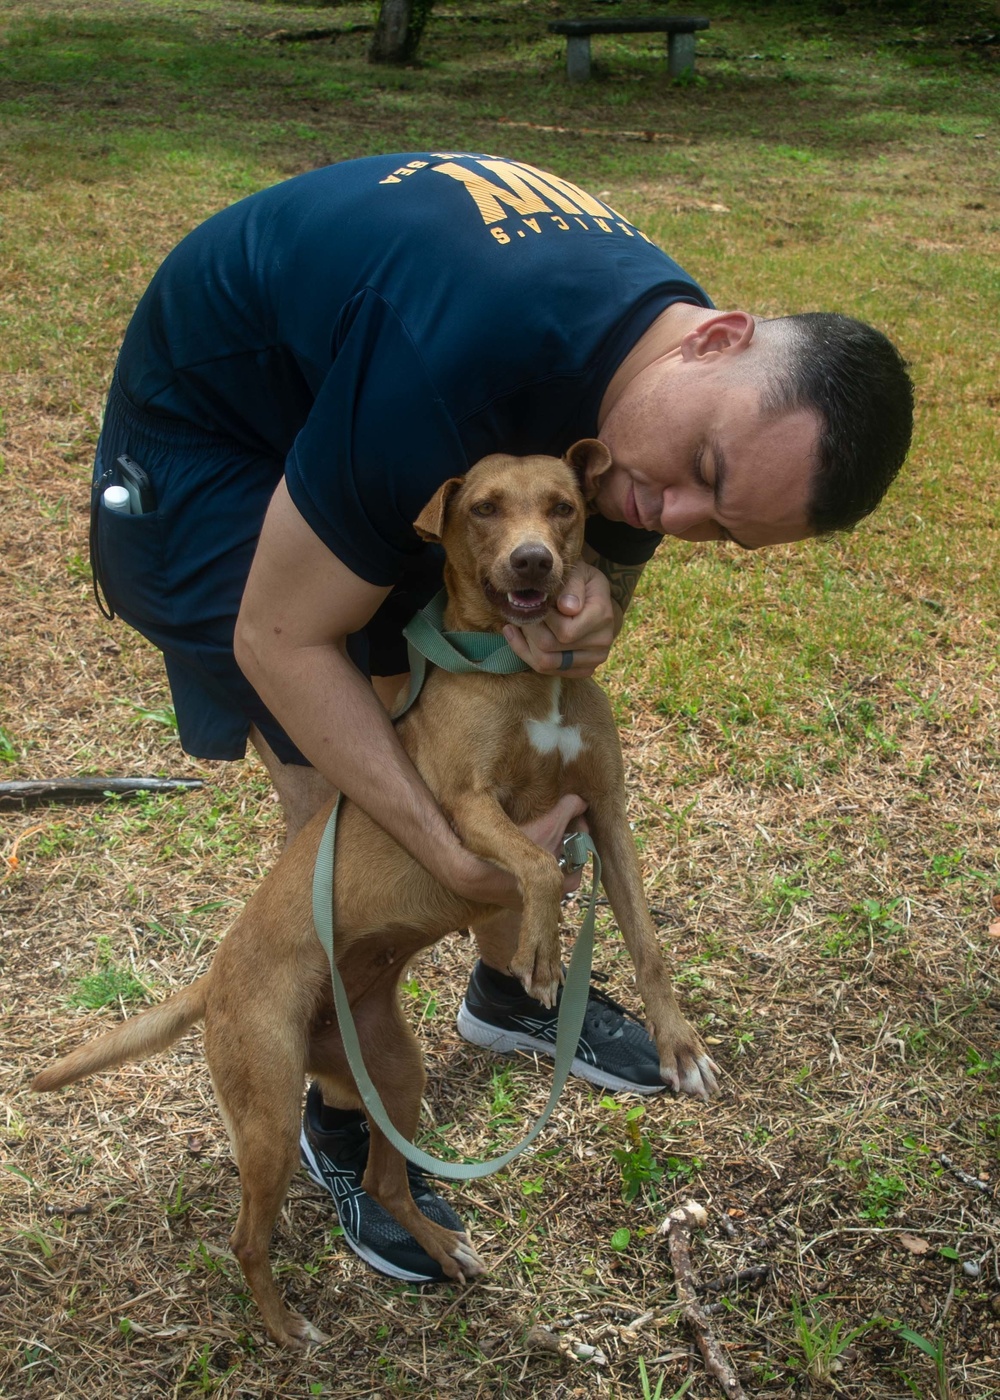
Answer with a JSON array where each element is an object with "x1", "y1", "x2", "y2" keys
[{"x1": 413, "y1": 440, "x2": 612, "y2": 631}]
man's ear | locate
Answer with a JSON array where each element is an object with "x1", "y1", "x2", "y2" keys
[
  {"x1": 413, "y1": 477, "x2": 464, "y2": 542},
  {"x1": 564, "y1": 438, "x2": 613, "y2": 504},
  {"x1": 680, "y1": 310, "x2": 755, "y2": 361}
]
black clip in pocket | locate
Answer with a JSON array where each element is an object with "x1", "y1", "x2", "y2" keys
[{"x1": 89, "y1": 462, "x2": 116, "y2": 621}]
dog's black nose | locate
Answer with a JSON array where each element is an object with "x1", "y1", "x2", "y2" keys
[{"x1": 509, "y1": 544, "x2": 553, "y2": 583}]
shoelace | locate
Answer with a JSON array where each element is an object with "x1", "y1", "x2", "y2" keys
[{"x1": 579, "y1": 970, "x2": 644, "y2": 1029}]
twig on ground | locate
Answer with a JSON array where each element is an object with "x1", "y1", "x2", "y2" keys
[
  {"x1": 659, "y1": 1200, "x2": 749, "y2": 1400},
  {"x1": 0, "y1": 776, "x2": 204, "y2": 806},
  {"x1": 939, "y1": 1153, "x2": 994, "y2": 1198},
  {"x1": 699, "y1": 1264, "x2": 771, "y2": 1296}
]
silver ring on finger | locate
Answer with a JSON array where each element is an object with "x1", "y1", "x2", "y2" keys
[{"x1": 560, "y1": 650, "x2": 574, "y2": 671}]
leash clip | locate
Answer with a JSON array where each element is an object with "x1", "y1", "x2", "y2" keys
[{"x1": 557, "y1": 831, "x2": 589, "y2": 875}]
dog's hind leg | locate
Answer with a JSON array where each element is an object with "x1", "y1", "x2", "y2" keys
[
  {"x1": 206, "y1": 1019, "x2": 327, "y2": 1350},
  {"x1": 354, "y1": 990, "x2": 486, "y2": 1283}
]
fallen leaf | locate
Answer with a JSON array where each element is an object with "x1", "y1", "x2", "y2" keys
[
  {"x1": 898, "y1": 1233, "x2": 931, "y2": 1255},
  {"x1": 988, "y1": 920, "x2": 1000, "y2": 939}
]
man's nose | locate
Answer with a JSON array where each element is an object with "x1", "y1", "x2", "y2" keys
[{"x1": 657, "y1": 487, "x2": 712, "y2": 537}]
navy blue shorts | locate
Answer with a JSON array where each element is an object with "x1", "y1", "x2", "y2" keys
[{"x1": 92, "y1": 379, "x2": 440, "y2": 764}]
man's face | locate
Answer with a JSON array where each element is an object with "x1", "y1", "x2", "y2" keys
[{"x1": 595, "y1": 350, "x2": 821, "y2": 551}]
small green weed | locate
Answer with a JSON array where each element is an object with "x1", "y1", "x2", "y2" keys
[
  {"x1": 637, "y1": 1357, "x2": 695, "y2": 1399},
  {"x1": 762, "y1": 873, "x2": 811, "y2": 920},
  {"x1": 164, "y1": 1173, "x2": 192, "y2": 1223},
  {"x1": 402, "y1": 974, "x2": 438, "y2": 1019},
  {"x1": 604, "y1": 1102, "x2": 663, "y2": 1203},
  {"x1": 965, "y1": 1047, "x2": 1000, "y2": 1082},
  {"x1": 67, "y1": 937, "x2": 148, "y2": 1009},
  {"x1": 853, "y1": 897, "x2": 908, "y2": 941},
  {"x1": 790, "y1": 1296, "x2": 881, "y2": 1388},
  {"x1": 127, "y1": 701, "x2": 178, "y2": 731},
  {"x1": 896, "y1": 1326, "x2": 953, "y2": 1399},
  {"x1": 860, "y1": 1171, "x2": 908, "y2": 1223},
  {"x1": 179, "y1": 1342, "x2": 236, "y2": 1395},
  {"x1": 0, "y1": 724, "x2": 18, "y2": 762}
]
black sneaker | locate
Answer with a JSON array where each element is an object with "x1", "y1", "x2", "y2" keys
[
  {"x1": 456, "y1": 959, "x2": 665, "y2": 1095},
  {"x1": 299, "y1": 1084, "x2": 466, "y2": 1282}
]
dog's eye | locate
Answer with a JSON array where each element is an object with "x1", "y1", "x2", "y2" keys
[
  {"x1": 551, "y1": 500, "x2": 576, "y2": 518},
  {"x1": 471, "y1": 501, "x2": 496, "y2": 517}
]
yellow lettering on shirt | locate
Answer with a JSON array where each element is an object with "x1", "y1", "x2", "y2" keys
[
  {"x1": 477, "y1": 160, "x2": 587, "y2": 216},
  {"x1": 432, "y1": 161, "x2": 552, "y2": 224},
  {"x1": 595, "y1": 219, "x2": 612, "y2": 232},
  {"x1": 508, "y1": 162, "x2": 615, "y2": 218},
  {"x1": 522, "y1": 218, "x2": 541, "y2": 234},
  {"x1": 379, "y1": 175, "x2": 401, "y2": 185},
  {"x1": 550, "y1": 216, "x2": 570, "y2": 230}
]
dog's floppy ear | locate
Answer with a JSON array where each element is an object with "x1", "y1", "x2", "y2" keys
[
  {"x1": 413, "y1": 477, "x2": 465, "y2": 542},
  {"x1": 564, "y1": 438, "x2": 613, "y2": 504}
]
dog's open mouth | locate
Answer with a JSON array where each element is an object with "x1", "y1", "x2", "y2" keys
[{"x1": 482, "y1": 582, "x2": 552, "y2": 624}]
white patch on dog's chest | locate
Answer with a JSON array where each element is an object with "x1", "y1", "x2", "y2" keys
[{"x1": 525, "y1": 680, "x2": 584, "y2": 762}]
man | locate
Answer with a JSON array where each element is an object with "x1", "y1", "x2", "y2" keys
[{"x1": 91, "y1": 151, "x2": 913, "y2": 1283}]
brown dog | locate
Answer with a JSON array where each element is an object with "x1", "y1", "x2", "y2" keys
[{"x1": 32, "y1": 441, "x2": 718, "y2": 1348}]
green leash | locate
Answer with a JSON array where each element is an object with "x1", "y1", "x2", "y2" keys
[
  {"x1": 310, "y1": 590, "x2": 602, "y2": 1180},
  {"x1": 396, "y1": 588, "x2": 531, "y2": 715}
]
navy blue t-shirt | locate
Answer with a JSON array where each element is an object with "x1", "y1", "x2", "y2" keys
[{"x1": 118, "y1": 152, "x2": 712, "y2": 581}]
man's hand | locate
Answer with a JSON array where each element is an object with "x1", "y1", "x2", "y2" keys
[
  {"x1": 502, "y1": 561, "x2": 614, "y2": 678},
  {"x1": 519, "y1": 793, "x2": 589, "y2": 896}
]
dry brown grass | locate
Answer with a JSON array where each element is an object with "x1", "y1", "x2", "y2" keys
[{"x1": 3, "y1": 409, "x2": 998, "y2": 1395}]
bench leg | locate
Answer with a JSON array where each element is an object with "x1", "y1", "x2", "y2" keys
[
  {"x1": 667, "y1": 31, "x2": 696, "y2": 78},
  {"x1": 566, "y1": 35, "x2": 591, "y2": 83}
]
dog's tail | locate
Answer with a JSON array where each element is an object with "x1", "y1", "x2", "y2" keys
[{"x1": 31, "y1": 977, "x2": 209, "y2": 1092}]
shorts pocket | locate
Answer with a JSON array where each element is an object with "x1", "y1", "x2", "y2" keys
[{"x1": 94, "y1": 496, "x2": 170, "y2": 627}]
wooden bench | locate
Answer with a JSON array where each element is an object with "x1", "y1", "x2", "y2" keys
[{"x1": 549, "y1": 15, "x2": 710, "y2": 83}]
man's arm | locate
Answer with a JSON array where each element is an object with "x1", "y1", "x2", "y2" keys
[{"x1": 234, "y1": 481, "x2": 582, "y2": 906}]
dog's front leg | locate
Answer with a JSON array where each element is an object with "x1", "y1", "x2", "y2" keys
[
  {"x1": 447, "y1": 792, "x2": 565, "y2": 1006},
  {"x1": 586, "y1": 797, "x2": 719, "y2": 1100}
]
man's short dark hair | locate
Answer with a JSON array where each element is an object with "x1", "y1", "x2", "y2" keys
[{"x1": 760, "y1": 313, "x2": 914, "y2": 533}]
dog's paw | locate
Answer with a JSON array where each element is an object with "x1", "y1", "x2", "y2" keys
[
  {"x1": 653, "y1": 1021, "x2": 720, "y2": 1101},
  {"x1": 272, "y1": 1310, "x2": 329, "y2": 1350},
  {"x1": 509, "y1": 940, "x2": 563, "y2": 1009},
  {"x1": 448, "y1": 1232, "x2": 487, "y2": 1283}
]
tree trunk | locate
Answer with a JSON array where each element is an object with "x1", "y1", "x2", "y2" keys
[{"x1": 368, "y1": 0, "x2": 433, "y2": 64}]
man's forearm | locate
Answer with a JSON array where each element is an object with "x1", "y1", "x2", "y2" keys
[
  {"x1": 582, "y1": 546, "x2": 646, "y2": 634},
  {"x1": 237, "y1": 633, "x2": 508, "y2": 903}
]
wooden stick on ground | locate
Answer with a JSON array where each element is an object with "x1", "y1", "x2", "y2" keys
[
  {"x1": 0, "y1": 776, "x2": 204, "y2": 807},
  {"x1": 659, "y1": 1200, "x2": 749, "y2": 1400}
]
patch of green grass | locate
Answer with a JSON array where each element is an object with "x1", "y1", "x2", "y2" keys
[{"x1": 66, "y1": 934, "x2": 148, "y2": 1008}]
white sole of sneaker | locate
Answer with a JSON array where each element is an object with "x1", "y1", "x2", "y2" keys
[
  {"x1": 455, "y1": 1001, "x2": 666, "y2": 1096},
  {"x1": 298, "y1": 1128, "x2": 442, "y2": 1283}
]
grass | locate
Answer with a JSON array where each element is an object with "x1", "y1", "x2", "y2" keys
[{"x1": 1, "y1": 0, "x2": 999, "y2": 1396}]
